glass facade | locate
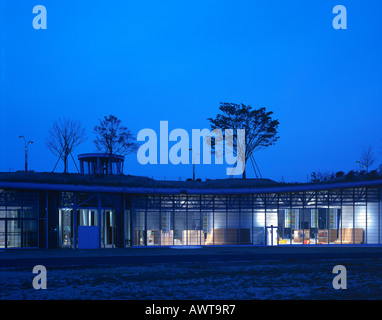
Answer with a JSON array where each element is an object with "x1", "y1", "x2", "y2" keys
[
  {"x1": 58, "y1": 192, "x2": 122, "y2": 249},
  {"x1": 0, "y1": 185, "x2": 381, "y2": 248},
  {"x1": 0, "y1": 189, "x2": 39, "y2": 248},
  {"x1": 132, "y1": 187, "x2": 381, "y2": 246}
]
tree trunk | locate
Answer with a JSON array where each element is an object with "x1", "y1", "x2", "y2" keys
[{"x1": 63, "y1": 153, "x2": 68, "y2": 173}]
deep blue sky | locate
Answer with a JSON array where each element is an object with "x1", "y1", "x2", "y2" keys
[{"x1": 1, "y1": 0, "x2": 382, "y2": 182}]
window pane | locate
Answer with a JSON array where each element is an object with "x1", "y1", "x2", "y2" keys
[
  {"x1": 23, "y1": 220, "x2": 37, "y2": 247},
  {"x1": 7, "y1": 220, "x2": 21, "y2": 248}
]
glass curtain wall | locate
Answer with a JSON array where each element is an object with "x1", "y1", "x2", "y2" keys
[
  {"x1": 132, "y1": 195, "x2": 147, "y2": 246},
  {"x1": 132, "y1": 194, "x2": 267, "y2": 246},
  {"x1": 59, "y1": 192, "x2": 119, "y2": 249},
  {"x1": 266, "y1": 193, "x2": 278, "y2": 246},
  {"x1": 131, "y1": 187, "x2": 381, "y2": 247},
  {"x1": 278, "y1": 193, "x2": 292, "y2": 244},
  {"x1": 173, "y1": 195, "x2": 187, "y2": 246},
  {"x1": 367, "y1": 188, "x2": 379, "y2": 244},
  {"x1": 0, "y1": 189, "x2": 39, "y2": 248},
  {"x1": 253, "y1": 194, "x2": 265, "y2": 245},
  {"x1": 240, "y1": 195, "x2": 253, "y2": 245},
  {"x1": 201, "y1": 195, "x2": 214, "y2": 245},
  {"x1": 327, "y1": 190, "x2": 342, "y2": 245},
  {"x1": 212, "y1": 195, "x2": 227, "y2": 245},
  {"x1": 187, "y1": 195, "x2": 202, "y2": 245}
]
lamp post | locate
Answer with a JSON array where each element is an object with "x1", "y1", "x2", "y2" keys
[
  {"x1": 19, "y1": 136, "x2": 33, "y2": 172},
  {"x1": 356, "y1": 161, "x2": 360, "y2": 173}
]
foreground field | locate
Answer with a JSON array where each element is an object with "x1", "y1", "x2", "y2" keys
[{"x1": 1, "y1": 258, "x2": 382, "y2": 300}]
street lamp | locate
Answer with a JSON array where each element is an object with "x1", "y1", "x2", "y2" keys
[
  {"x1": 356, "y1": 161, "x2": 366, "y2": 173},
  {"x1": 19, "y1": 136, "x2": 33, "y2": 172}
]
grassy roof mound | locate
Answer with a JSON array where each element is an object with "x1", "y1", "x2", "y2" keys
[
  {"x1": 1, "y1": 171, "x2": 382, "y2": 191},
  {"x1": 0, "y1": 172, "x2": 280, "y2": 189}
]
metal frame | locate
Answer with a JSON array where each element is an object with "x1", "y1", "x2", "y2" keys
[{"x1": 1, "y1": 183, "x2": 382, "y2": 249}]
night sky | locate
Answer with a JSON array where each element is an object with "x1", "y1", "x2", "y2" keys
[{"x1": 1, "y1": 0, "x2": 381, "y2": 182}]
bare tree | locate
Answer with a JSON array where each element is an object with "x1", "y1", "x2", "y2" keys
[
  {"x1": 46, "y1": 119, "x2": 86, "y2": 173},
  {"x1": 360, "y1": 145, "x2": 376, "y2": 173},
  {"x1": 94, "y1": 115, "x2": 138, "y2": 156}
]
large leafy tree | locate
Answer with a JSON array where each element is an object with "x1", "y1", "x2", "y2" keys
[
  {"x1": 207, "y1": 102, "x2": 280, "y2": 179},
  {"x1": 94, "y1": 115, "x2": 138, "y2": 157},
  {"x1": 46, "y1": 118, "x2": 86, "y2": 173}
]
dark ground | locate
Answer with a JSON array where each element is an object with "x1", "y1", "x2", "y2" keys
[{"x1": 1, "y1": 246, "x2": 382, "y2": 300}]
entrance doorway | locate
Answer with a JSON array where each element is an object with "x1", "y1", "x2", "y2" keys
[
  {"x1": 59, "y1": 207, "x2": 117, "y2": 248},
  {"x1": 102, "y1": 210, "x2": 116, "y2": 248},
  {"x1": 59, "y1": 208, "x2": 73, "y2": 248},
  {"x1": 266, "y1": 225, "x2": 278, "y2": 246}
]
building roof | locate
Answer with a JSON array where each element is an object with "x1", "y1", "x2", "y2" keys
[
  {"x1": 0, "y1": 171, "x2": 381, "y2": 195},
  {"x1": 78, "y1": 153, "x2": 125, "y2": 160}
]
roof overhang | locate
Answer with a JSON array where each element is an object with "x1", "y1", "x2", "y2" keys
[{"x1": 0, "y1": 179, "x2": 381, "y2": 195}]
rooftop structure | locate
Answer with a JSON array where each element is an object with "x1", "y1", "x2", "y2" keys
[{"x1": 78, "y1": 153, "x2": 125, "y2": 175}]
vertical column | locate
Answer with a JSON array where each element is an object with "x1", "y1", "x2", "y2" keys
[
  {"x1": 340, "y1": 189, "x2": 343, "y2": 245},
  {"x1": 131, "y1": 196, "x2": 135, "y2": 246},
  {"x1": 4, "y1": 190, "x2": 7, "y2": 249},
  {"x1": 80, "y1": 160, "x2": 84, "y2": 174},
  {"x1": 21, "y1": 193, "x2": 24, "y2": 248},
  {"x1": 302, "y1": 192, "x2": 305, "y2": 245},
  {"x1": 145, "y1": 195, "x2": 148, "y2": 246},
  {"x1": 277, "y1": 194, "x2": 280, "y2": 246},
  {"x1": 172, "y1": 195, "x2": 175, "y2": 246},
  {"x1": 239, "y1": 195, "x2": 241, "y2": 245},
  {"x1": 315, "y1": 191, "x2": 318, "y2": 245},
  {"x1": 159, "y1": 196, "x2": 162, "y2": 246},
  {"x1": 121, "y1": 194, "x2": 125, "y2": 248},
  {"x1": 73, "y1": 193, "x2": 77, "y2": 249},
  {"x1": 186, "y1": 195, "x2": 188, "y2": 246},
  {"x1": 327, "y1": 190, "x2": 330, "y2": 245},
  {"x1": 353, "y1": 188, "x2": 355, "y2": 245},
  {"x1": 379, "y1": 188, "x2": 381, "y2": 245},
  {"x1": 289, "y1": 193, "x2": 292, "y2": 245},
  {"x1": 46, "y1": 191, "x2": 49, "y2": 249},
  {"x1": 366, "y1": 188, "x2": 368, "y2": 244},
  {"x1": 199, "y1": 195, "x2": 203, "y2": 246},
  {"x1": 264, "y1": 194, "x2": 267, "y2": 246},
  {"x1": 212, "y1": 195, "x2": 215, "y2": 245},
  {"x1": 225, "y1": 195, "x2": 228, "y2": 245},
  {"x1": 251, "y1": 194, "x2": 254, "y2": 245},
  {"x1": 98, "y1": 194, "x2": 102, "y2": 248},
  {"x1": 36, "y1": 191, "x2": 39, "y2": 249}
]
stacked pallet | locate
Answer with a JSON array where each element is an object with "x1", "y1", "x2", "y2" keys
[
  {"x1": 205, "y1": 228, "x2": 251, "y2": 245},
  {"x1": 293, "y1": 229, "x2": 310, "y2": 243},
  {"x1": 182, "y1": 230, "x2": 205, "y2": 245},
  {"x1": 160, "y1": 230, "x2": 174, "y2": 245}
]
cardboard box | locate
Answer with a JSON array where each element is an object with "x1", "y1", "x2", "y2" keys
[
  {"x1": 160, "y1": 230, "x2": 174, "y2": 245},
  {"x1": 317, "y1": 229, "x2": 337, "y2": 243},
  {"x1": 204, "y1": 228, "x2": 251, "y2": 245},
  {"x1": 182, "y1": 230, "x2": 205, "y2": 245},
  {"x1": 334, "y1": 228, "x2": 363, "y2": 244},
  {"x1": 293, "y1": 229, "x2": 310, "y2": 243}
]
